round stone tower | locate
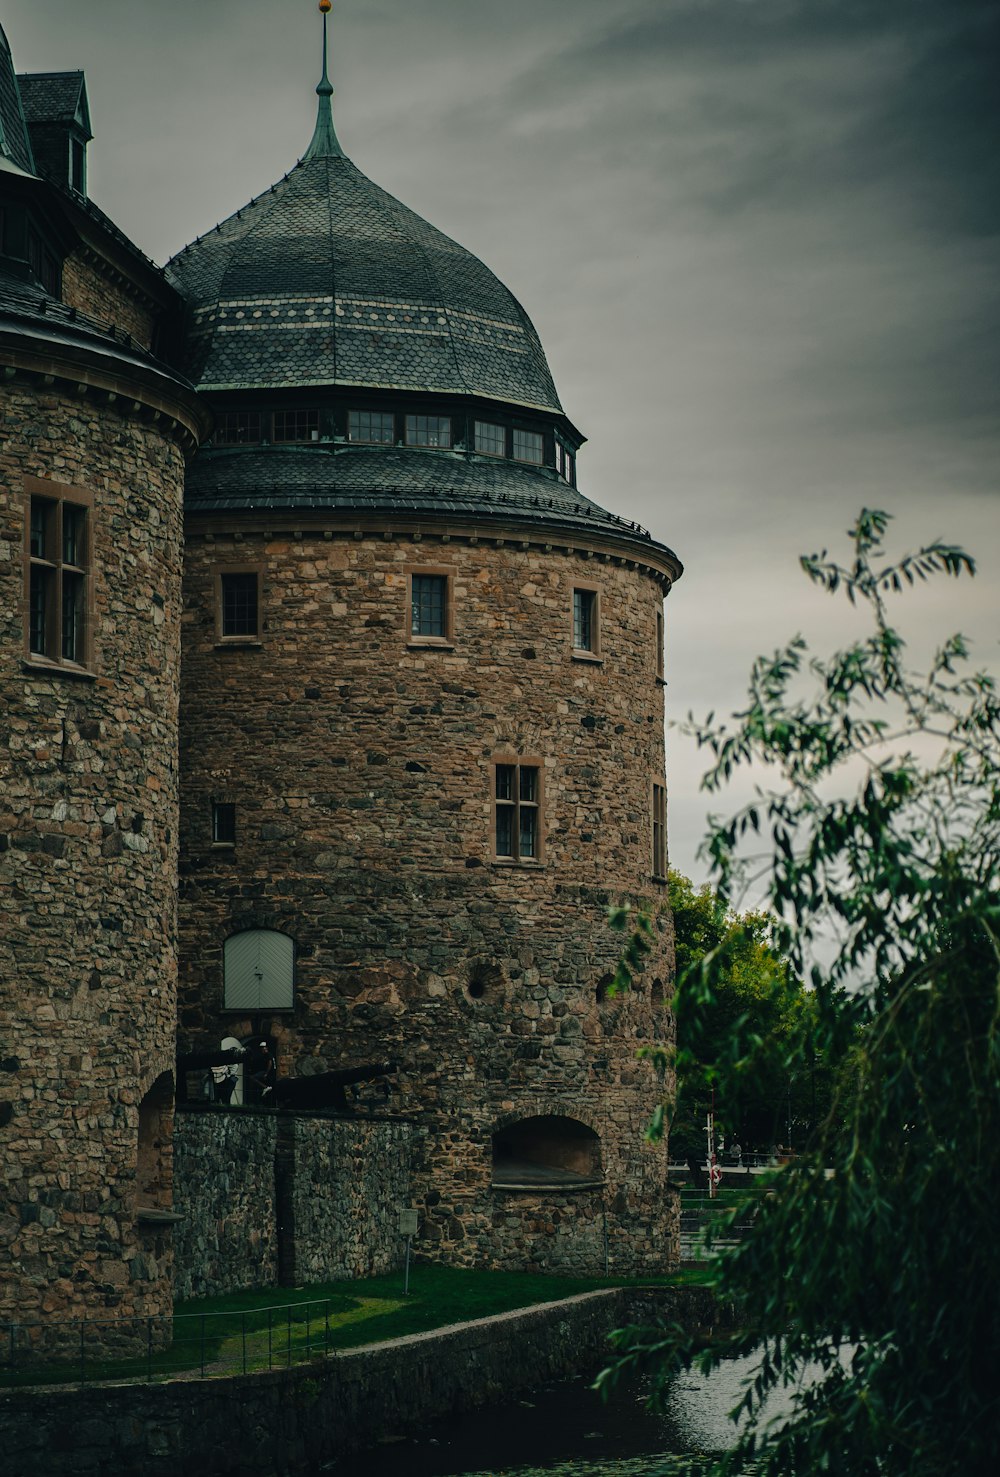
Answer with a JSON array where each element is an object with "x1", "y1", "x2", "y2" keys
[
  {"x1": 0, "y1": 24, "x2": 206, "y2": 1336},
  {"x1": 170, "y1": 15, "x2": 682, "y2": 1272}
]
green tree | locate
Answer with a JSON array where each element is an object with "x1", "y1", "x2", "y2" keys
[
  {"x1": 604, "y1": 511, "x2": 1000, "y2": 1475},
  {"x1": 667, "y1": 871, "x2": 833, "y2": 1164}
]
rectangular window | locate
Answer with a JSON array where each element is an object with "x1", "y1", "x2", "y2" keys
[
  {"x1": 563, "y1": 450, "x2": 575, "y2": 485},
  {"x1": 215, "y1": 412, "x2": 261, "y2": 446},
  {"x1": 494, "y1": 761, "x2": 542, "y2": 861},
  {"x1": 348, "y1": 409, "x2": 395, "y2": 444},
  {"x1": 411, "y1": 574, "x2": 446, "y2": 637},
  {"x1": 25, "y1": 481, "x2": 91, "y2": 668},
  {"x1": 273, "y1": 409, "x2": 319, "y2": 443},
  {"x1": 405, "y1": 414, "x2": 451, "y2": 448},
  {"x1": 218, "y1": 570, "x2": 261, "y2": 640},
  {"x1": 70, "y1": 137, "x2": 86, "y2": 195},
  {"x1": 407, "y1": 569, "x2": 452, "y2": 644},
  {"x1": 656, "y1": 604, "x2": 665, "y2": 680},
  {"x1": 573, "y1": 588, "x2": 599, "y2": 654},
  {"x1": 652, "y1": 782, "x2": 667, "y2": 880},
  {"x1": 474, "y1": 421, "x2": 506, "y2": 457},
  {"x1": 512, "y1": 428, "x2": 544, "y2": 465},
  {"x1": 212, "y1": 802, "x2": 237, "y2": 846}
]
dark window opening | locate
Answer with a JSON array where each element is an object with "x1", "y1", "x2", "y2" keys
[
  {"x1": 26, "y1": 491, "x2": 88, "y2": 666},
  {"x1": 573, "y1": 588, "x2": 597, "y2": 652},
  {"x1": 273, "y1": 409, "x2": 319, "y2": 443},
  {"x1": 215, "y1": 412, "x2": 261, "y2": 446},
  {"x1": 70, "y1": 137, "x2": 87, "y2": 195},
  {"x1": 27, "y1": 228, "x2": 61, "y2": 297},
  {"x1": 349, "y1": 409, "x2": 395, "y2": 444},
  {"x1": 595, "y1": 972, "x2": 615, "y2": 1006},
  {"x1": 652, "y1": 782, "x2": 667, "y2": 879},
  {"x1": 411, "y1": 574, "x2": 447, "y2": 638},
  {"x1": 513, "y1": 428, "x2": 543, "y2": 465},
  {"x1": 492, "y1": 1115, "x2": 602, "y2": 1189},
  {"x1": 220, "y1": 572, "x2": 260, "y2": 638},
  {"x1": 474, "y1": 420, "x2": 505, "y2": 457},
  {"x1": 406, "y1": 414, "x2": 451, "y2": 448},
  {"x1": 495, "y1": 762, "x2": 540, "y2": 860},
  {"x1": 212, "y1": 802, "x2": 237, "y2": 846},
  {"x1": 656, "y1": 604, "x2": 665, "y2": 680}
]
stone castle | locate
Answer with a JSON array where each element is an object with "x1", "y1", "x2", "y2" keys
[{"x1": 0, "y1": 11, "x2": 682, "y2": 1336}]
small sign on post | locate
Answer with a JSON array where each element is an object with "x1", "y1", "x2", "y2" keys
[{"x1": 398, "y1": 1208, "x2": 419, "y2": 1295}]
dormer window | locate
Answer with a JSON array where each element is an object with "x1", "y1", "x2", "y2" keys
[
  {"x1": 406, "y1": 414, "x2": 451, "y2": 449},
  {"x1": 513, "y1": 428, "x2": 543, "y2": 465},
  {"x1": 215, "y1": 412, "x2": 261, "y2": 446},
  {"x1": 555, "y1": 442, "x2": 576, "y2": 485},
  {"x1": 475, "y1": 421, "x2": 505, "y2": 457},
  {"x1": 349, "y1": 410, "x2": 395, "y2": 444},
  {"x1": 70, "y1": 136, "x2": 86, "y2": 195},
  {"x1": 273, "y1": 410, "x2": 319, "y2": 443}
]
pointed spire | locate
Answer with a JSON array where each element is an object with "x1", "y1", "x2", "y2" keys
[{"x1": 304, "y1": 0, "x2": 344, "y2": 160}]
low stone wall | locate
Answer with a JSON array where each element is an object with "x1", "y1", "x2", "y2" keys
[
  {"x1": 172, "y1": 1109, "x2": 278, "y2": 1301},
  {"x1": 172, "y1": 1107, "x2": 414, "y2": 1301},
  {"x1": 290, "y1": 1116, "x2": 414, "y2": 1284},
  {"x1": 1, "y1": 1288, "x2": 668, "y2": 1476}
]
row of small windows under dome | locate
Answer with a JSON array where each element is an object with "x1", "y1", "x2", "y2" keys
[{"x1": 207, "y1": 404, "x2": 578, "y2": 484}]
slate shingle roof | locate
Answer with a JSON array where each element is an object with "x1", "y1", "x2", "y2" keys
[
  {"x1": 0, "y1": 26, "x2": 33, "y2": 173},
  {"x1": 185, "y1": 444, "x2": 681, "y2": 573},
  {"x1": 17, "y1": 71, "x2": 89, "y2": 132},
  {"x1": 166, "y1": 155, "x2": 562, "y2": 414}
]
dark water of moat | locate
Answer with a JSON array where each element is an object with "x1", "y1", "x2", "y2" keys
[{"x1": 322, "y1": 1354, "x2": 769, "y2": 1476}]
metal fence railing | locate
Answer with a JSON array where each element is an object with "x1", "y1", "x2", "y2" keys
[{"x1": 1, "y1": 1298, "x2": 347, "y2": 1389}]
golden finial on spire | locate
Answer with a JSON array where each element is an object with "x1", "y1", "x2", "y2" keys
[{"x1": 319, "y1": 2, "x2": 332, "y2": 13}]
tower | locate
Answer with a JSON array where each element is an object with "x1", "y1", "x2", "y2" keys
[
  {"x1": 169, "y1": 8, "x2": 682, "y2": 1272},
  {"x1": 0, "y1": 24, "x2": 206, "y2": 1334}
]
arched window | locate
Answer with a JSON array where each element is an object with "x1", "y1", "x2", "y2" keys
[
  {"x1": 224, "y1": 930, "x2": 295, "y2": 1012},
  {"x1": 492, "y1": 1115, "x2": 603, "y2": 1189}
]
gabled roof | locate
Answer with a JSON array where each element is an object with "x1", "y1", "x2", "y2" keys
[
  {"x1": 0, "y1": 25, "x2": 34, "y2": 174},
  {"x1": 17, "y1": 71, "x2": 91, "y2": 139}
]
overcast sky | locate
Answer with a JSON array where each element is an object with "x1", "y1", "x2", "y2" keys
[{"x1": 7, "y1": 0, "x2": 998, "y2": 886}]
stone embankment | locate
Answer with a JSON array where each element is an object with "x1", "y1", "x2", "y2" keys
[{"x1": 0, "y1": 1286, "x2": 724, "y2": 1476}]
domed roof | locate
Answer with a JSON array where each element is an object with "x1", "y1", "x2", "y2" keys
[{"x1": 166, "y1": 151, "x2": 562, "y2": 414}]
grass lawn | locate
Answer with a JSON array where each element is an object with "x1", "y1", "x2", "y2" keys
[{"x1": 3, "y1": 1264, "x2": 698, "y2": 1389}]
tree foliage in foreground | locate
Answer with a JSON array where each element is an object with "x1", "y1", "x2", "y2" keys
[{"x1": 603, "y1": 511, "x2": 1000, "y2": 1475}]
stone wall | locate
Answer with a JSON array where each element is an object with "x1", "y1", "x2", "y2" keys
[
  {"x1": 171, "y1": 1107, "x2": 414, "y2": 1300},
  {"x1": 171, "y1": 1109, "x2": 278, "y2": 1301},
  {"x1": 0, "y1": 1287, "x2": 690, "y2": 1475},
  {"x1": 61, "y1": 256, "x2": 158, "y2": 351},
  {"x1": 177, "y1": 524, "x2": 678, "y2": 1274},
  {"x1": 0, "y1": 380, "x2": 187, "y2": 1328},
  {"x1": 288, "y1": 1113, "x2": 415, "y2": 1284}
]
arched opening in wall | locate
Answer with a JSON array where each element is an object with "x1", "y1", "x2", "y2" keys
[
  {"x1": 137, "y1": 1071, "x2": 174, "y2": 1212},
  {"x1": 224, "y1": 929, "x2": 295, "y2": 1013},
  {"x1": 651, "y1": 977, "x2": 665, "y2": 1008},
  {"x1": 595, "y1": 973, "x2": 615, "y2": 1006},
  {"x1": 492, "y1": 1115, "x2": 603, "y2": 1190}
]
